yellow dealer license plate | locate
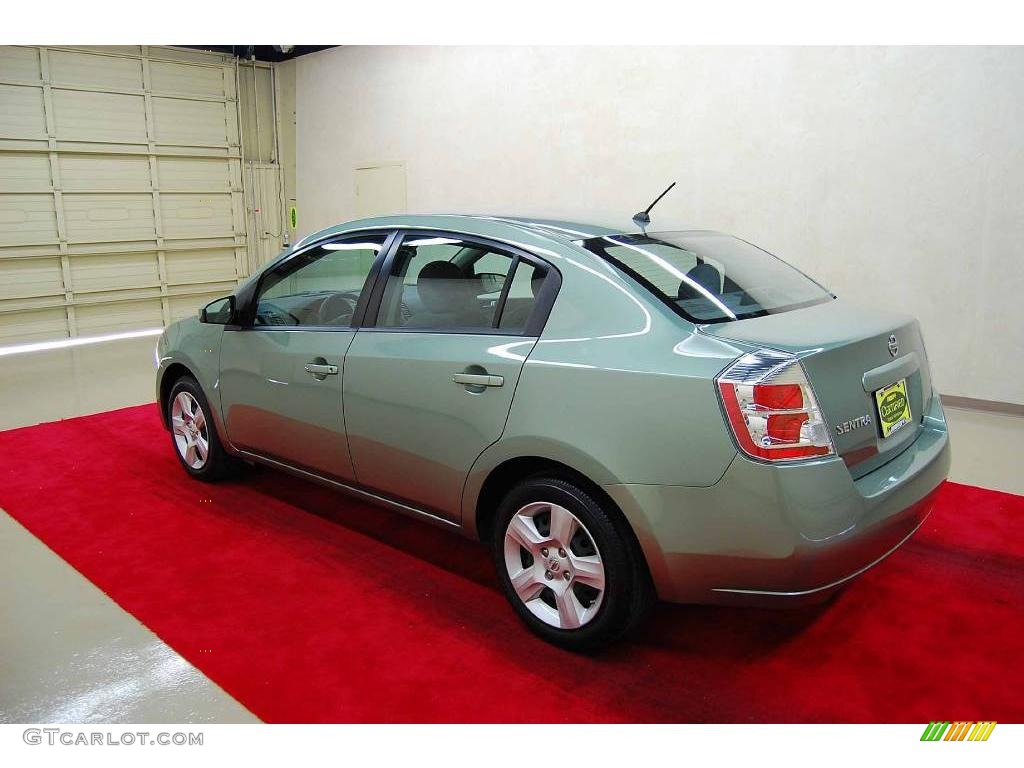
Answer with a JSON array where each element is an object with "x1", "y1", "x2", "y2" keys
[{"x1": 875, "y1": 378, "x2": 912, "y2": 438}]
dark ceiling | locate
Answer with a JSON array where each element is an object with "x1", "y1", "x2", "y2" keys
[{"x1": 181, "y1": 46, "x2": 335, "y2": 62}]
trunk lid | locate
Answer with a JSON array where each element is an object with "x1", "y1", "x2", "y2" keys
[{"x1": 701, "y1": 299, "x2": 932, "y2": 477}]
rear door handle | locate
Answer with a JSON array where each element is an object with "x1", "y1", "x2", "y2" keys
[
  {"x1": 305, "y1": 363, "x2": 339, "y2": 376},
  {"x1": 452, "y1": 373, "x2": 504, "y2": 387}
]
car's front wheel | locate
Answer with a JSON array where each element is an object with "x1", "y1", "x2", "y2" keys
[
  {"x1": 492, "y1": 476, "x2": 653, "y2": 651},
  {"x1": 166, "y1": 375, "x2": 238, "y2": 482}
]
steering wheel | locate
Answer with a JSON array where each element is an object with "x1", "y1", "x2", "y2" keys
[
  {"x1": 317, "y1": 291, "x2": 360, "y2": 326},
  {"x1": 255, "y1": 301, "x2": 300, "y2": 326}
]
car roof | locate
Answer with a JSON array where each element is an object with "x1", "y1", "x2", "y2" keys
[
  {"x1": 470, "y1": 216, "x2": 624, "y2": 241},
  {"x1": 291, "y1": 214, "x2": 625, "y2": 251}
]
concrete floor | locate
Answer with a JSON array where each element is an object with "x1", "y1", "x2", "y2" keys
[
  {"x1": 0, "y1": 333, "x2": 160, "y2": 431},
  {"x1": 0, "y1": 511, "x2": 257, "y2": 723},
  {"x1": 0, "y1": 335, "x2": 1021, "y2": 722}
]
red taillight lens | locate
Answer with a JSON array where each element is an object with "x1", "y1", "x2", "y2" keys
[
  {"x1": 754, "y1": 383, "x2": 802, "y2": 410},
  {"x1": 767, "y1": 412, "x2": 808, "y2": 443},
  {"x1": 717, "y1": 351, "x2": 834, "y2": 462}
]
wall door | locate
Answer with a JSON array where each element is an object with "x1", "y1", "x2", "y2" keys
[{"x1": 353, "y1": 162, "x2": 406, "y2": 218}]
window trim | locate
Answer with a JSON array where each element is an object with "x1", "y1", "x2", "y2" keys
[
  {"x1": 492, "y1": 255, "x2": 519, "y2": 329},
  {"x1": 236, "y1": 229, "x2": 399, "y2": 332},
  {"x1": 360, "y1": 229, "x2": 561, "y2": 337}
]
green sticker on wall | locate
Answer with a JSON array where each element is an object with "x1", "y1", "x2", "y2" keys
[{"x1": 289, "y1": 206, "x2": 297, "y2": 229}]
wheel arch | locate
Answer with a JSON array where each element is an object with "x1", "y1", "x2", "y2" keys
[
  {"x1": 471, "y1": 455, "x2": 654, "y2": 595},
  {"x1": 157, "y1": 362, "x2": 196, "y2": 429}
]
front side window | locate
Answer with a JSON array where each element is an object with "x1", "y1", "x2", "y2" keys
[
  {"x1": 254, "y1": 234, "x2": 388, "y2": 327},
  {"x1": 580, "y1": 231, "x2": 833, "y2": 324},
  {"x1": 375, "y1": 234, "x2": 544, "y2": 332}
]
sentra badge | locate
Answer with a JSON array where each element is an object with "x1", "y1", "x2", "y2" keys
[{"x1": 836, "y1": 414, "x2": 872, "y2": 435}]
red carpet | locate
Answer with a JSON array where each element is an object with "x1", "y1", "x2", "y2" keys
[{"x1": 1, "y1": 404, "x2": 1021, "y2": 723}]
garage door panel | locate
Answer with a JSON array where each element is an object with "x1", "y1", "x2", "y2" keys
[
  {"x1": 48, "y1": 50, "x2": 143, "y2": 91},
  {"x1": 0, "y1": 85, "x2": 46, "y2": 138},
  {"x1": 160, "y1": 193, "x2": 233, "y2": 238},
  {"x1": 62, "y1": 193, "x2": 156, "y2": 242},
  {"x1": 0, "y1": 46, "x2": 41, "y2": 81},
  {"x1": 59, "y1": 154, "x2": 151, "y2": 192},
  {"x1": 76, "y1": 296, "x2": 162, "y2": 331},
  {"x1": 149, "y1": 61, "x2": 226, "y2": 99},
  {"x1": 0, "y1": 257, "x2": 63, "y2": 300},
  {"x1": 169, "y1": 290, "x2": 232, "y2": 322},
  {"x1": 69, "y1": 252, "x2": 159, "y2": 293},
  {"x1": 75, "y1": 298, "x2": 164, "y2": 334},
  {"x1": 67, "y1": 46, "x2": 143, "y2": 58},
  {"x1": 165, "y1": 248, "x2": 236, "y2": 285},
  {"x1": 0, "y1": 152, "x2": 52, "y2": 191},
  {"x1": 52, "y1": 89, "x2": 147, "y2": 143},
  {"x1": 65, "y1": 239, "x2": 154, "y2": 256},
  {"x1": 164, "y1": 238, "x2": 238, "y2": 253},
  {"x1": 0, "y1": 194, "x2": 58, "y2": 245},
  {"x1": 0, "y1": 307, "x2": 68, "y2": 343},
  {"x1": 151, "y1": 98, "x2": 229, "y2": 146},
  {"x1": 153, "y1": 48, "x2": 225, "y2": 66},
  {"x1": 157, "y1": 157, "x2": 231, "y2": 191}
]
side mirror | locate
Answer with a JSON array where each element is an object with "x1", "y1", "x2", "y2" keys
[
  {"x1": 200, "y1": 295, "x2": 235, "y2": 325},
  {"x1": 476, "y1": 272, "x2": 506, "y2": 295}
]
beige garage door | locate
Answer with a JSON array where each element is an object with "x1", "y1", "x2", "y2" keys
[{"x1": 0, "y1": 46, "x2": 250, "y2": 345}]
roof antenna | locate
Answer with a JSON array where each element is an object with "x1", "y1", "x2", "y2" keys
[{"x1": 632, "y1": 181, "x2": 676, "y2": 233}]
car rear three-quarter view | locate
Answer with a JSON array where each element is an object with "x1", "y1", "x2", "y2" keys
[{"x1": 156, "y1": 214, "x2": 950, "y2": 650}]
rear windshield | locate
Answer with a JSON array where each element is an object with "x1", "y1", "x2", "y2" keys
[{"x1": 580, "y1": 231, "x2": 833, "y2": 324}]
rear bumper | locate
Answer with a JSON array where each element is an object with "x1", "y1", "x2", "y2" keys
[{"x1": 605, "y1": 393, "x2": 951, "y2": 605}]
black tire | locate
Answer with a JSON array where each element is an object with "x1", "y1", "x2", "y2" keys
[
  {"x1": 166, "y1": 375, "x2": 239, "y2": 482},
  {"x1": 491, "y1": 476, "x2": 654, "y2": 651}
]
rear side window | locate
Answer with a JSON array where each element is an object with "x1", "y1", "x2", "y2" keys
[
  {"x1": 498, "y1": 260, "x2": 545, "y2": 331},
  {"x1": 580, "y1": 232, "x2": 833, "y2": 323},
  {"x1": 375, "y1": 235, "x2": 544, "y2": 332}
]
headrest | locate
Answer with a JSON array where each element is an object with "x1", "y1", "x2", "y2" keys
[
  {"x1": 677, "y1": 262, "x2": 721, "y2": 301},
  {"x1": 418, "y1": 261, "x2": 470, "y2": 312},
  {"x1": 419, "y1": 260, "x2": 462, "y2": 282}
]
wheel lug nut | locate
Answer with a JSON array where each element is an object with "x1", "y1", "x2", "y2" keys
[
  {"x1": 540, "y1": 547, "x2": 549, "y2": 557},
  {"x1": 558, "y1": 548, "x2": 567, "y2": 558},
  {"x1": 544, "y1": 570, "x2": 553, "y2": 580},
  {"x1": 563, "y1": 571, "x2": 571, "y2": 581}
]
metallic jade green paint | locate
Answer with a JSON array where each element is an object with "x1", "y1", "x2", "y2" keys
[
  {"x1": 219, "y1": 327, "x2": 357, "y2": 480},
  {"x1": 156, "y1": 214, "x2": 950, "y2": 604}
]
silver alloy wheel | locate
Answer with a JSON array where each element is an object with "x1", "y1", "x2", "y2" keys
[
  {"x1": 170, "y1": 391, "x2": 210, "y2": 470},
  {"x1": 503, "y1": 501, "x2": 606, "y2": 630}
]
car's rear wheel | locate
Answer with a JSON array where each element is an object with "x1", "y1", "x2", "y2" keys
[
  {"x1": 492, "y1": 476, "x2": 653, "y2": 651},
  {"x1": 167, "y1": 375, "x2": 238, "y2": 481}
]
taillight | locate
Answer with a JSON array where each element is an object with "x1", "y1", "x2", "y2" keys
[{"x1": 716, "y1": 349, "x2": 834, "y2": 462}]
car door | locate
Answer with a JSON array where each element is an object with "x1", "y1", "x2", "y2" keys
[
  {"x1": 218, "y1": 231, "x2": 395, "y2": 480},
  {"x1": 343, "y1": 231, "x2": 556, "y2": 521}
]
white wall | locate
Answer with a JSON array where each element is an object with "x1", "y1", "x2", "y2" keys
[{"x1": 297, "y1": 46, "x2": 1024, "y2": 405}]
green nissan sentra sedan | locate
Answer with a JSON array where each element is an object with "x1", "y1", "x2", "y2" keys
[{"x1": 156, "y1": 214, "x2": 950, "y2": 649}]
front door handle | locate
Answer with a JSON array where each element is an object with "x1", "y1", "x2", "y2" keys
[
  {"x1": 305, "y1": 363, "x2": 339, "y2": 377},
  {"x1": 452, "y1": 372, "x2": 503, "y2": 387}
]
